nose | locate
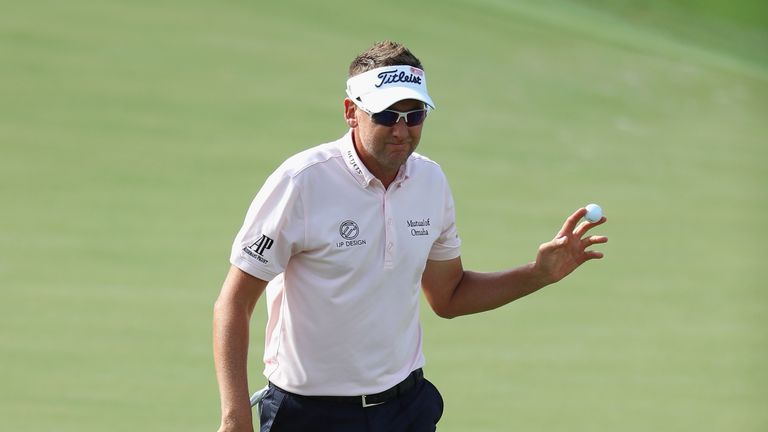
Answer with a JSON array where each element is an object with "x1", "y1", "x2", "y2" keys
[{"x1": 390, "y1": 117, "x2": 409, "y2": 138}]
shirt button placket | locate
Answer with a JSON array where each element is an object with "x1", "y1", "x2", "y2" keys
[{"x1": 383, "y1": 192, "x2": 395, "y2": 268}]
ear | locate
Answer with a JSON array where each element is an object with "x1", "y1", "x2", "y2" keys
[{"x1": 344, "y1": 98, "x2": 358, "y2": 128}]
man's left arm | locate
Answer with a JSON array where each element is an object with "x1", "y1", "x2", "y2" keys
[{"x1": 421, "y1": 208, "x2": 607, "y2": 319}]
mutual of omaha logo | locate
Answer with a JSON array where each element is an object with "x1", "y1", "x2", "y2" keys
[
  {"x1": 339, "y1": 220, "x2": 359, "y2": 240},
  {"x1": 243, "y1": 234, "x2": 274, "y2": 264},
  {"x1": 407, "y1": 218, "x2": 430, "y2": 236}
]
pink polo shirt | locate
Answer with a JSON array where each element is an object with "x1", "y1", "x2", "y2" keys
[{"x1": 230, "y1": 130, "x2": 461, "y2": 396}]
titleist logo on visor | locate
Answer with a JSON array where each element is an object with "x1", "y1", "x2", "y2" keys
[{"x1": 375, "y1": 68, "x2": 423, "y2": 88}]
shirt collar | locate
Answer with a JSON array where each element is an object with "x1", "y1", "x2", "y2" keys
[
  {"x1": 340, "y1": 130, "x2": 375, "y2": 187},
  {"x1": 393, "y1": 157, "x2": 411, "y2": 186},
  {"x1": 339, "y1": 129, "x2": 411, "y2": 188}
]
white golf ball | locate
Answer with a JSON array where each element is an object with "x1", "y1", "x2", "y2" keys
[{"x1": 585, "y1": 203, "x2": 603, "y2": 223}]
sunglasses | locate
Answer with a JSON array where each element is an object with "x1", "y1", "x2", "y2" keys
[{"x1": 368, "y1": 108, "x2": 429, "y2": 127}]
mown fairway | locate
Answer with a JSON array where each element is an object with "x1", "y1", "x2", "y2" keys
[{"x1": 1, "y1": 1, "x2": 766, "y2": 431}]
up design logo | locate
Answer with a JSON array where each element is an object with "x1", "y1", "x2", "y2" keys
[
  {"x1": 337, "y1": 220, "x2": 366, "y2": 248},
  {"x1": 339, "y1": 220, "x2": 359, "y2": 240}
]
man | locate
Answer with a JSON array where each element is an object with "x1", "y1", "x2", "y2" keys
[{"x1": 214, "y1": 41, "x2": 607, "y2": 432}]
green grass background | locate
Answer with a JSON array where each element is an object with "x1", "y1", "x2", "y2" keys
[{"x1": 1, "y1": 0, "x2": 766, "y2": 430}]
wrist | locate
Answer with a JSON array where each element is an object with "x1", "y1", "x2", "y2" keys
[
  {"x1": 528, "y1": 261, "x2": 554, "y2": 288},
  {"x1": 220, "y1": 407, "x2": 253, "y2": 428}
]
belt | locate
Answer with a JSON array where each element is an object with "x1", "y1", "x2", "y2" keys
[{"x1": 270, "y1": 368, "x2": 424, "y2": 408}]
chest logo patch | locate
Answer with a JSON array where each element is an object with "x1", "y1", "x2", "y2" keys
[
  {"x1": 407, "y1": 218, "x2": 430, "y2": 236},
  {"x1": 337, "y1": 220, "x2": 366, "y2": 248},
  {"x1": 339, "y1": 220, "x2": 359, "y2": 240}
]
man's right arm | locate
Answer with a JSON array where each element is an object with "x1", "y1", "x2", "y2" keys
[{"x1": 213, "y1": 265, "x2": 268, "y2": 432}]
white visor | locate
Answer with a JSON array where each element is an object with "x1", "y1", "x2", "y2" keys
[{"x1": 346, "y1": 65, "x2": 435, "y2": 113}]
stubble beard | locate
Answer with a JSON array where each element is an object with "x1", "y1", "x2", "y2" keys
[{"x1": 375, "y1": 140, "x2": 415, "y2": 173}]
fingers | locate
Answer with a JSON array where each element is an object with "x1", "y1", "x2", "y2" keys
[
  {"x1": 556, "y1": 207, "x2": 607, "y2": 240},
  {"x1": 584, "y1": 250, "x2": 604, "y2": 260},
  {"x1": 556, "y1": 208, "x2": 587, "y2": 238},
  {"x1": 574, "y1": 216, "x2": 607, "y2": 238},
  {"x1": 548, "y1": 232, "x2": 608, "y2": 251},
  {"x1": 581, "y1": 234, "x2": 607, "y2": 263},
  {"x1": 581, "y1": 235, "x2": 608, "y2": 248}
]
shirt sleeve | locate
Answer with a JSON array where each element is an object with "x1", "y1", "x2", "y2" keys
[
  {"x1": 428, "y1": 174, "x2": 462, "y2": 261},
  {"x1": 230, "y1": 169, "x2": 305, "y2": 281}
]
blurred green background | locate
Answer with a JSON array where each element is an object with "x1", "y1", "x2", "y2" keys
[{"x1": 1, "y1": 0, "x2": 766, "y2": 430}]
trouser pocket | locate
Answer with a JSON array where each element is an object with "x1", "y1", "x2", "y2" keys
[{"x1": 259, "y1": 387, "x2": 287, "y2": 432}]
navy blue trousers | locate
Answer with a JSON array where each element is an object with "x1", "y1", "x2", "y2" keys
[{"x1": 259, "y1": 378, "x2": 444, "y2": 432}]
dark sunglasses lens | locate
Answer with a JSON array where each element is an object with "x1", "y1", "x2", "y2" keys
[
  {"x1": 371, "y1": 111, "x2": 399, "y2": 127},
  {"x1": 405, "y1": 110, "x2": 426, "y2": 126},
  {"x1": 371, "y1": 110, "x2": 427, "y2": 127}
]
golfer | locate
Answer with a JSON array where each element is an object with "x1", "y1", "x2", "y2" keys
[{"x1": 214, "y1": 40, "x2": 607, "y2": 432}]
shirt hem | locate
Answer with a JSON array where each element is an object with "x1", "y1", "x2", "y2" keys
[{"x1": 230, "y1": 254, "x2": 279, "y2": 282}]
